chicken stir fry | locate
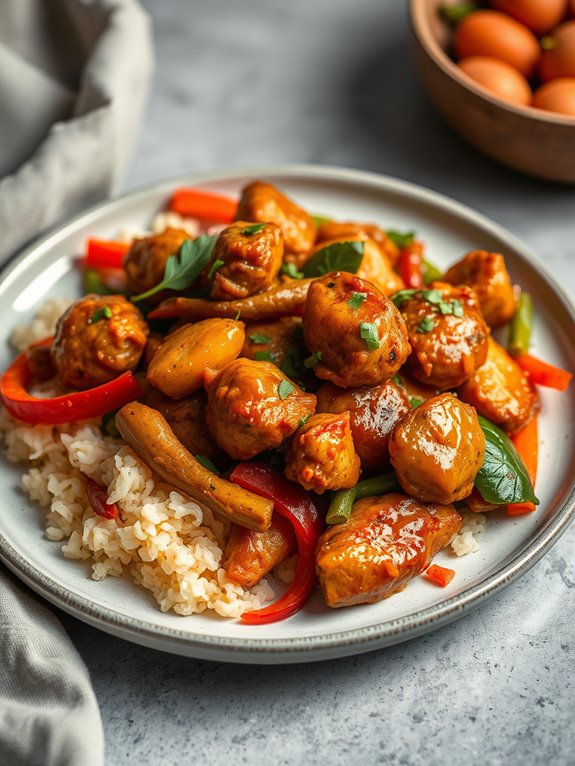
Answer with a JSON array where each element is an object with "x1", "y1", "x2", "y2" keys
[{"x1": 4, "y1": 179, "x2": 557, "y2": 623}]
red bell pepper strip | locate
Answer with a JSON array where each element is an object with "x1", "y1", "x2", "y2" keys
[
  {"x1": 230, "y1": 462, "x2": 324, "y2": 624},
  {"x1": 84, "y1": 476, "x2": 118, "y2": 519},
  {"x1": 507, "y1": 416, "x2": 539, "y2": 516},
  {"x1": 169, "y1": 188, "x2": 237, "y2": 223},
  {"x1": 515, "y1": 354, "x2": 572, "y2": 392},
  {"x1": 85, "y1": 239, "x2": 130, "y2": 270},
  {"x1": 0, "y1": 338, "x2": 142, "y2": 425},
  {"x1": 425, "y1": 564, "x2": 455, "y2": 587},
  {"x1": 397, "y1": 241, "x2": 425, "y2": 289}
]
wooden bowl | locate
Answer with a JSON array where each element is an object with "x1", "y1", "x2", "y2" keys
[{"x1": 409, "y1": 0, "x2": 575, "y2": 183}]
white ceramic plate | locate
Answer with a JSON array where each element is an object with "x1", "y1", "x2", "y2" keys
[{"x1": 0, "y1": 165, "x2": 574, "y2": 664}]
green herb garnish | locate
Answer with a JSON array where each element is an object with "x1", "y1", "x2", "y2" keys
[
  {"x1": 451, "y1": 299, "x2": 464, "y2": 318},
  {"x1": 278, "y1": 380, "x2": 295, "y2": 400},
  {"x1": 255, "y1": 350, "x2": 274, "y2": 362},
  {"x1": 409, "y1": 397, "x2": 424, "y2": 408},
  {"x1": 195, "y1": 454, "x2": 220, "y2": 474},
  {"x1": 303, "y1": 351, "x2": 322, "y2": 369},
  {"x1": 417, "y1": 316, "x2": 436, "y2": 334},
  {"x1": 131, "y1": 235, "x2": 216, "y2": 302},
  {"x1": 234, "y1": 308, "x2": 242, "y2": 321},
  {"x1": 242, "y1": 223, "x2": 265, "y2": 236},
  {"x1": 281, "y1": 262, "x2": 305, "y2": 279},
  {"x1": 391, "y1": 373, "x2": 404, "y2": 387},
  {"x1": 302, "y1": 241, "x2": 364, "y2": 278},
  {"x1": 249, "y1": 332, "x2": 272, "y2": 345},
  {"x1": 422, "y1": 289, "x2": 443, "y2": 305},
  {"x1": 89, "y1": 306, "x2": 112, "y2": 324},
  {"x1": 298, "y1": 414, "x2": 311, "y2": 429},
  {"x1": 386, "y1": 230, "x2": 416, "y2": 248},
  {"x1": 207, "y1": 258, "x2": 225, "y2": 281},
  {"x1": 312, "y1": 214, "x2": 333, "y2": 228},
  {"x1": 391, "y1": 289, "x2": 417, "y2": 307},
  {"x1": 359, "y1": 321, "x2": 380, "y2": 351},
  {"x1": 347, "y1": 292, "x2": 367, "y2": 311}
]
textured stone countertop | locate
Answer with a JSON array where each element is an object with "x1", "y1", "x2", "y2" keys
[{"x1": 57, "y1": 1, "x2": 575, "y2": 763}]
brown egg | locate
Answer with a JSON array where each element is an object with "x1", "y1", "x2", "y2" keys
[
  {"x1": 458, "y1": 57, "x2": 532, "y2": 106},
  {"x1": 454, "y1": 10, "x2": 541, "y2": 78},
  {"x1": 489, "y1": 0, "x2": 568, "y2": 36},
  {"x1": 533, "y1": 78, "x2": 575, "y2": 116},
  {"x1": 539, "y1": 21, "x2": 575, "y2": 81}
]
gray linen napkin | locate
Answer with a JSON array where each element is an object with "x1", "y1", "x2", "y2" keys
[{"x1": 0, "y1": 0, "x2": 153, "y2": 763}]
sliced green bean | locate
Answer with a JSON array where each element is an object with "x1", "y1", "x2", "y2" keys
[
  {"x1": 355, "y1": 472, "x2": 399, "y2": 500},
  {"x1": 326, "y1": 472, "x2": 400, "y2": 525},
  {"x1": 84, "y1": 269, "x2": 113, "y2": 295},
  {"x1": 507, "y1": 292, "x2": 533, "y2": 358},
  {"x1": 422, "y1": 258, "x2": 443, "y2": 284}
]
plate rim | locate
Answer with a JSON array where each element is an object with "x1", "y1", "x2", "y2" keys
[{"x1": 1, "y1": 163, "x2": 574, "y2": 662}]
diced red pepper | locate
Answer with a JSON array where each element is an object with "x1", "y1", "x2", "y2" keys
[
  {"x1": 84, "y1": 476, "x2": 118, "y2": 519},
  {"x1": 425, "y1": 564, "x2": 455, "y2": 587},
  {"x1": 508, "y1": 416, "x2": 539, "y2": 516},
  {"x1": 169, "y1": 188, "x2": 237, "y2": 223},
  {"x1": 0, "y1": 338, "x2": 142, "y2": 425},
  {"x1": 515, "y1": 354, "x2": 572, "y2": 392},
  {"x1": 230, "y1": 463, "x2": 324, "y2": 624},
  {"x1": 85, "y1": 239, "x2": 130, "y2": 270},
  {"x1": 398, "y1": 241, "x2": 425, "y2": 289}
]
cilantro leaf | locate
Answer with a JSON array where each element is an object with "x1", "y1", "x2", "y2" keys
[
  {"x1": 422, "y1": 289, "x2": 443, "y2": 305},
  {"x1": 131, "y1": 235, "x2": 216, "y2": 302},
  {"x1": 417, "y1": 316, "x2": 436, "y2": 334},
  {"x1": 409, "y1": 397, "x2": 424, "y2": 408},
  {"x1": 249, "y1": 332, "x2": 272, "y2": 345},
  {"x1": 391, "y1": 289, "x2": 417, "y2": 307},
  {"x1": 89, "y1": 306, "x2": 112, "y2": 323},
  {"x1": 281, "y1": 262, "x2": 304, "y2": 279},
  {"x1": 255, "y1": 350, "x2": 274, "y2": 362},
  {"x1": 298, "y1": 414, "x2": 311, "y2": 428},
  {"x1": 195, "y1": 454, "x2": 220, "y2": 474},
  {"x1": 303, "y1": 351, "x2": 322, "y2": 369},
  {"x1": 302, "y1": 241, "x2": 364, "y2": 278},
  {"x1": 278, "y1": 379, "x2": 295, "y2": 400},
  {"x1": 452, "y1": 299, "x2": 464, "y2": 318},
  {"x1": 207, "y1": 258, "x2": 225, "y2": 281},
  {"x1": 348, "y1": 292, "x2": 367, "y2": 311},
  {"x1": 386, "y1": 230, "x2": 416, "y2": 248},
  {"x1": 242, "y1": 223, "x2": 265, "y2": 236},
  {"x1": 359, "y1": 321, "x2": 380, "y2": 351}
]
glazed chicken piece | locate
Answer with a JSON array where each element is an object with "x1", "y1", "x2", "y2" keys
[
  {"x1": 207, "y1": 220, "x2": 284, "y2": 301},
  {"x1": 142, "y1": 331, "x2": 163, "y2": 370},
  {"x1": 284, "y1": 412, "x2": 361, "y2": 493},
  {"x1": 443, "y1": 250, "x2": 516, "y2": 328},
  {"x1": 316, "y1": 493, "x2": 461, "y2": 608},
  {"x1": 124, "y1": 228, "x2": 189, "y2": 300},
  {"x1": 316, "y1": 220, "x2": 400, "y2": 264},
  {"x1": 51, "y1": 295, "x2": 148, "y2": 390},
  {"x1": 205, "y1": 358, "x2": 316, "y2": 460},
  {"x1": 142, "y1": 387, "x2": 228, "y2": 468},
  {"x1": 303, "y1": 272, "x2": 410, "y2": 388},
  {"x1": 400, "y1": 282, "x2": 489, "y2": 390},
  {"x1": 309, "y1": 236, "x2": 404, "y2": 296},
  {"x1": 147, "y1": 318, "x2": 245, "y2": 398},
  {"x1": 393, "y1": 372, "x2": 440, "y2": 405},
  {"x1": 235, "y1": 180, "x2": 315, "y2": 262},
  {"x1": 316, "y1": 380, "x2": 410, "y2": 471},
  {"x1": 389, "y1": 393, "x2": 485, "y2": 505},
  {"x1": 224, "y1": 514, "x2": 296, "y2": 588},
  {"x1": 241, "y1": 317, "x2": 302, "y2": 368},
  {"x1": 458, "y1": 337, "x2": 538, "y2": 434}
]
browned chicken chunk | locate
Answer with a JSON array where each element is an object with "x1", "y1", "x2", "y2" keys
[
  {"x1": 241, "y1": 317, "x2": 302, "y2": 368},
  {"x1": 235, "y1": 180, "x2": 315, "y2": 261},
  {"x1": 400, "y1": 282, "x2": 489, "y2": 390},
  {"x1": 458, "y1": 337, "x2": 538, "y2": 434},
  {"x1": 389, "y1": 393, "x2": 485, "y2": 505},
  {"x1": 207, "y1": 220, "x2": 283, "y2": 300},
  {"x1": 223, "y1": 514, "x2": 296, "y2": 589},
  {"x1": 316, "y1": 220, "x2": 400, "y2": 264},
  {"x1": 124, "y1": 228, "x2": 189, "y2": 299},
  {"x1": 205, "y1": 358, "x2": 316, "y2": 460},
  {"x1": 51, "y1": 295, "x2": 148, "y2": 390},
  {"x1": 316, "y1": 380, "x2": 410, "y2": 471},
  {"x1": 147, "y1": 318, "x2": 245, "y2": 398},
  {"x1": 316, "y1": 493, "x2": 461, "y2": 608},
  {"x1": 303, "y1": 272, "x2": 410, "y2": 388},
  {"x1": 284, "y1": 412, "x2": 361, "y2": 493},
  {"x1": 443, "y1": 250, "x2": 516, "y2": 328}
]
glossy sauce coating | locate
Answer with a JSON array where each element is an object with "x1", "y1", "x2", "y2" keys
[
  {"x1": 389, "y1": 393, "x2": 485, "y2": 504},
  {"x1": 241, "y1": 316, "x2": 302, "y2": 368},
  {"x1": 316, "y1": 380, "x2": 410, "y2": 471},
  {"x1": 401, "y1": 282, "x2": 489, "y2": 390},
  {"x1": 124, "y1": 228, "x2": 189, "y2": 299},
  {"x1": 236, "y1": 180, "x2": 315, "y2": 260},
  {"x1": 51, "y1": 295, "x2": 148, "y2": 390},
  {"x1": 304, "y1": 272, "x2": 410, "y2": 388},
  {"x1": 224, "y1": 514, "x2": 296, "y2": 588},
  {"x1": 316, "y1": 493, "x2": 461, "y2": 608},
  {"x1": 458, "y1": 337, "x2": 539, "y2": 434},
  {"x1": 284, "y1": 412, "x2": 361, "y2": 494},
  {"x1": 443, "y1": 250, "x2": 516, "y2": 328},
  {"x1": 316, "y1": 220, "x2": 400, "y2": 263},
  {"x1": 208, "y1": 220, "x2": 283, "y2": 300},
  {"x1": 205, "y1": 358, "x2": 317, "y2": 460},
  {"x1": 147, "y1": 318, "x2": 245, "y2": 399}
]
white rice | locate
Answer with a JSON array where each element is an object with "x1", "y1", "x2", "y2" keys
[
  {"x1": 450, "y1": 511, "x2": 487, "y2": 556},
  {"x1": 10, "y1": 297, "x2": 72, "y2": 352}
]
